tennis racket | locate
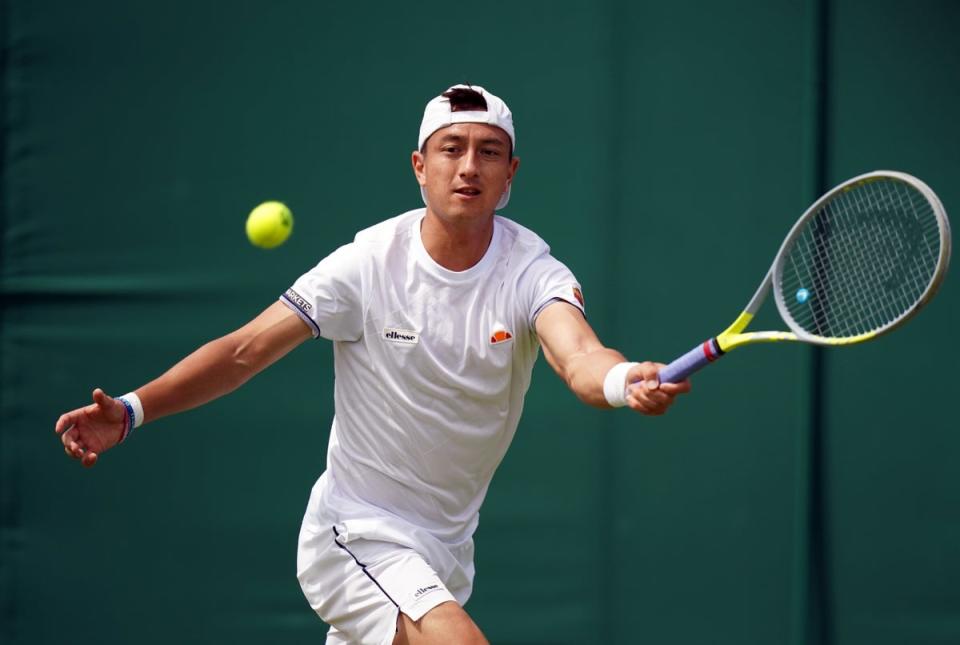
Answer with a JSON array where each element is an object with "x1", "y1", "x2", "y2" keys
[{"x1": 657, "y1": 170, "x2": 952, "y2": 384}]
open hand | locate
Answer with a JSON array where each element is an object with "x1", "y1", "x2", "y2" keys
[{"x1": 55, "y1": 388, "x2": 128, "y2": 467}]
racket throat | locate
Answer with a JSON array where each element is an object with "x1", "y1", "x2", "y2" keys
[{"x1": 720, "y1": 311, "x2": 755, "y2": 338}]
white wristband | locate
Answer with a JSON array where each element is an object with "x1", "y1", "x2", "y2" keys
[
  {"x1": 119, "y1": 392, "x2": 144, "y2": 429},
  {"x1": 603, "y1": 362, "x2": 638, "y2": 408}
]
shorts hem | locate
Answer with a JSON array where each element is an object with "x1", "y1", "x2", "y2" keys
[{"x1": 401, "y1": 589, "x2": 458, "y2": 623}]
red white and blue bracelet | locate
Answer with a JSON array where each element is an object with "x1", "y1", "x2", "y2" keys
[{"x1": 116, "y1": 392, "x2": 144, "y2": 443}]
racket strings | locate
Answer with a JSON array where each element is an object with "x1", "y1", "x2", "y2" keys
[
  {"x1": 779, "y1": 178, "x2": 942, "y2": 339},
  {"x1": 811, "y1": 184, "x2": 938, "y2": 334},
  {"x1": 787, "y1": 182, "x2": 939, "y2": 336}
]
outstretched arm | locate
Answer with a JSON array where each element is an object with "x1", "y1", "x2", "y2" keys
[
  {"x1": 56, "y1": 301, "x2": 313, "y2": 467},
  {"x1": 534, "y1": 301, "x2": 690, "y2": 415}
]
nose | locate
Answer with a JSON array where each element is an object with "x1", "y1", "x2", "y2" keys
[{"x1": 458, "y1": 148, "x2": 479, "y2": 178}]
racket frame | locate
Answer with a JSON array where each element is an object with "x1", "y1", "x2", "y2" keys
[{"x1": 657, "y1": 170, "x2": 952, "y2": 384}]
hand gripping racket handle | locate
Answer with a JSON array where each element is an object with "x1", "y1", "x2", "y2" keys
[{"x1": 657, "y1": 338, "x2": 725, "y2": 384}]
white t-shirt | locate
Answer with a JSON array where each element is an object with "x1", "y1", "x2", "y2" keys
[{"x1": 281, "y1": 209, "x2": 584, "y2": 584}]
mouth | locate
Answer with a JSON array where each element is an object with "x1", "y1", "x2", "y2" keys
[{"x1": 453, "y1": 186, "x2": 483, "y2": 199}]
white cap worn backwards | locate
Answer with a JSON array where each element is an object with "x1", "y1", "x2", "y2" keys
[{"x1": 418, "y1": 84, "x2": 515, "y2": 211}]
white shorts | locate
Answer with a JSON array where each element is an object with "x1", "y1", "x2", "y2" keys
[
  {"x1": 297, "y1": 477, "x2": 469, "y2": 645},
  {"x1": 299, "y1": 530, "x2": 458, "y2": 644}
]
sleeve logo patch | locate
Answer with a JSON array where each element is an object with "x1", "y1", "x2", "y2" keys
[
  {"x1": 383, "y1": 327, "x2": 420, "y2": 345},
  {"x1": 284, "y1": 288, "x2": 313, "y2": 312},
  {"x1": 572, "y1": 286, "x2": 584, "y2": 308}
]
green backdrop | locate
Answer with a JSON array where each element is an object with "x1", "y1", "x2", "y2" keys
[{"x1": 1, "y1": 1, "x2": 957, "y2": 643}]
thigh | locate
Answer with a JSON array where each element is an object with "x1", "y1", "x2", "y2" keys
[{"x1": 395, "y1": 601, "x2": 488, "y2": 645}]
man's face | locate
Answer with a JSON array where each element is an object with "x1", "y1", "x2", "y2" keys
[{"x1": 412, "y1": 123, "x2": 519, "y2": 224}]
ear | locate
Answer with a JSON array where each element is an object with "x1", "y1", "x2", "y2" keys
[
  {"x1": 411, "y1": 150, "x2": 427, "y2": 187},
  {"x1": 506, "y1": 155, "x2": 520, "y2": 185}
]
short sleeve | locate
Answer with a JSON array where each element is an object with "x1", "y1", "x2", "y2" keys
[
  {"x1": 280, "y1": 243, "x2": 365, "y2": 341},
  {"x1": 518, "y1": 254, "x2": 586, "y2": 328}
]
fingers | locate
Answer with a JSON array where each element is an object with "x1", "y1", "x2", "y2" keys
[
  {"x1": 627, "y1": 382, "x2": 672, "y2": 415},
  {"x1": 93, "y1": 387, "x2": 127, "y2": 423},
  {"x1": 92, "y1": 388, "x2": 118, "y2": 416},
  {"x1": 92, "y1": 387, "x2": 113, "y2": 408},
  {"x1": 627, "y1": 362, "x2": 661, "y2": 388},
  {"x1": 60, "y1": 429, "x2": 99, "y2": 467},
  {"x1": 624, "y1": 361, "x2": 694, "y2": 414},
  {"x1": 56, "y1": 387, "x2": 122, "y2": 467},
  {"x1": 650, "y1": 362, "x2": 692, "y2": 394},
  {"x1": 55, "y1": 385, "x2": 114, "y2": 435},
  {"x1": 60, "y1": 432, "x2": 100, "y2": 467},
  {"x1": 57, "y1": 399, "x2": 105, "y2": 466},
  {"x1": 625, "y1": 381, "x2": 671, "y2": 415},
  {"x1": 56, "y1": 413, "x2": 78, "y2": 435},
  {"x1": 59, "y1": 416, "x2": 83, "y2": 456},
  {"x1": 63, "y1": 434, "x2": 86, "y2": 459},
  {"x1": 624, "y1": 360, "x2": 691, "y2": 416},
  {"x1": 61, "y1": 424, "x2": 76, "y2": 447},
  {"x1": 659, "y1": 380, "x2": 691, "y2": 395}
]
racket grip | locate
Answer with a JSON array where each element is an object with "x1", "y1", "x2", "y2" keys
[{"x1": 657, "y1": 338, "x2": 724, "y2": 384}]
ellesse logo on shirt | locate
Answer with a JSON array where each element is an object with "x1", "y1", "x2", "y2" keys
[
  {"x1": 383, "y1": 327, "x2": 420, "y2": 345},
  {"x1": 490, "y1": 323, "x2": 513, "y2": 345}
]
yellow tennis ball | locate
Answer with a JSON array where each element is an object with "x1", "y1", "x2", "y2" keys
[{"x1": 246, "y1": 201, "x2": 293, "y2": 249}]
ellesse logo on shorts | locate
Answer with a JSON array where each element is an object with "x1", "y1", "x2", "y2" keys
[
  {"x1": 383, "y1": 327, "x2": 420, "y2": 345},
  {"x1": 414, "y1": 584, "x2": 440, "y2": 599}
]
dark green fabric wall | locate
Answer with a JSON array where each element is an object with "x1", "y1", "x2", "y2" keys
[
  {"x1": 823, "y1": 3, "x2": 960, "y2": 644},
  {"x1": 1, "y1": 1, "x2": 956, "y2": 643}
]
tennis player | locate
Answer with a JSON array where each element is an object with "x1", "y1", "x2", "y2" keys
[{"x1": 55, "y1": 84, "x2": 691, "y2": 645}]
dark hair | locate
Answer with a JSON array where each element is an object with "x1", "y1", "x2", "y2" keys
[
  {"x1": 443, "y1": 86, "x2": 488, "y2": 112},
  {"x1": 420, "y1": 85, "x2": 512, "y2": 159}
]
